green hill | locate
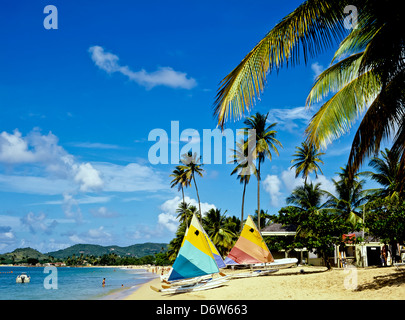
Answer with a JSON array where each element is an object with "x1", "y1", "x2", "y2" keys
[
  {"x1": 46, "y1": 242, "x2": 168, "y2": 259},
  {"x1": 0, "y1": 243, "x2": 168, "y2": 265},
  {"x1": 0, "y1": 247, "x2": 51, "y2": 264}
]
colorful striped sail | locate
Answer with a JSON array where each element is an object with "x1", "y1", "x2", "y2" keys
[
  {"x1": 168, "y1": 214, "x2": 220, "y2": 281},
  {"x1": 204, "y1": 231, "x2": 226, "y2": 269},
  {"x1": 225, "y1": 215, "x2": 274, "y2": 264}
]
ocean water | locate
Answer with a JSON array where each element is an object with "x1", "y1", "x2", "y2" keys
[{"x1": 0, "y1": 266, "x2": 158, "y2": 300}]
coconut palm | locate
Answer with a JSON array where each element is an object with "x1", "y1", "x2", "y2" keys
[
  {"x1": 243, "y1": 112, "x2": 282, "y2": 229},
  {"x1": 214, "y1": 0, "x2": 405, "y2": 182},
  {"x1": 203, "y1": 208, "x2": 237, "y2": 257},
  {"x1": 324, "y1": 166, "x2": 368, "y2": 226},
  {"x1": 176, "y1": 203, "x2": 199, "y2": 226},
  {"x1": 167, "y1": 222, "x2": 187, "y2": 262},
  {"x1": 214, "y1": 0, "x2": 349, "y2": 127},
  {"x1": 368, "y1": 148, "x2": 405, "y2": 199},
  {"x1": 290, "y1": 142, "x2": 325, "y2": 184},
  {"x1": 170, "y1": 166, "x2": 190, "y2": 206},
  {"x1": 179, "y1": 151, "x2": 204, "y2": 221},
  {"x1": 230, "y1": 138, "x2": 257, "y2": 230},
  {"x1": 286, "y1": 182, "x2": 326, "y2": 212}
]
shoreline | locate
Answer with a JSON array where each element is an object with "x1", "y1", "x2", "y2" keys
[
  {"x1": 124, "y1": 266, "x2": 405, "y2": 300},
  {"x1": 98, "y1": 265, "x2": 162, "y2": 300}
]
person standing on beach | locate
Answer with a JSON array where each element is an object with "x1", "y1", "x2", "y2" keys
[{"x1": 102, "y1": 278, "x2": 105, "y2": 287}]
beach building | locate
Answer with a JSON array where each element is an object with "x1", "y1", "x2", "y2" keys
[
  {"x1": 335, "y1": 232, "x2": 398, "y2": 268},
  {"x1": 261, "y1": 224, "x2": 399, "y2": 268},
  {"x1": 261, "y1": 223, "x2": 312, "y2": 264}
]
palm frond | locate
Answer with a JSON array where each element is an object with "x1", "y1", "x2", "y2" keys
[
  {"x1": 306, "y1": 68, "x2": 380, "y2": 149},
  {"x1": 347, "y1": 71, "x2": 405, "y2": 178},
  {"x1": 306, "y1": 52, "x2": 364, "y2": 106},
  {"x1": 213, "y1": 0, "x2": 348, "y2": 127}
]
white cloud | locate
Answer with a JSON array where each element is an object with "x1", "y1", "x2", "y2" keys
[
  {"x1": 0, "y1": 129, "x2": 36, "y2": 163},
  {"x1": 68, "y1": 226, "x2": 112, "y2": 244},
  {"x1": 73, "y1": 163, "x2": 103, "y2": 192},
  {"x1": 20, "y1": 211, "x2": 57, "y2": 235},
  {"x1": 87, "y1": 226, "x2": 111, "y2": 240},
  {"x1": 311, "y1": 62, "x2": 324, "y2": 80},
  {"x1": 157, "y1": 196, "x2": 216, "y2": 233},
  {"x1": 158, "y1": 212, "x2": 179, "y2": 233},
  {"x1": 93, "y1": 162, "x2": 167, "y2": 192},
  {"x1": 0, "y1": 226, "x2": 16, "y2": 251},
  {"x1": 90, "y1": 206, "x2": 119, "y2": 218},
  {"x1": 0, "y1": 226, "x2": 15, "y2": 240},
  {"x1": 267, "y1": 106, "x2": 314, "y2": 132},
  {"x1": 62, "y1": 193, "x2": 83, "y2": 223},
  {"x1": 89, "y1": 46, "x2": 197, "y2": 89},
  {"x1": 281, "y1": 169, "x2": 305, "y2": 193},
  {"x1": 0, "y1": 174, "x2": 74, "y2": 195},
  {"x1": 70, "y1": 142, "x2": 121, "y2": 150},
  {"x1": 262, "y1": 174, "x2": 282, "y2": 207},
  {"x1": 280, "y1": 168, "x2": 337, "y2": 200},
  {"x1": 314, "y1": 175, "x2": 337, "y2": 196},
  {"x1": 0, "y1": 129, "x2": 104, "y2": 194}
]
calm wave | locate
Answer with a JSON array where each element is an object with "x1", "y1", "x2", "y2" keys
[{"x1": 0, "y1": 266, "x2": 157, "y2": 300}]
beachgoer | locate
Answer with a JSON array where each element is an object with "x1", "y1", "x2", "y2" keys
[
  {"x1": 102, "y1": 278, "x2": 105, "y2": 287},
  {"x1": 381, "y1": 245, "x2": 387, "y2": 266}
]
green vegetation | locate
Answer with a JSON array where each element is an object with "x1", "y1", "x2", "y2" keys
[
  {"x1": 168, "y1": 118, "x2": 405, "y2": 269},
  {"x1": 214, "y1": 0, "x2": 405, "y2": 182},
  {"x1": 0, "y1": 243, "x2": 170, "y2": 266},
  {"x1": 0, "y1": 247, "x2": 53, "y2": 265},
  {"x1": 47, "y1": 243, "x2": 167, "y2": 259}
]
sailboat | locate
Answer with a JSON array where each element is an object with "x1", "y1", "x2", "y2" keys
[
  {"x1": 151, "y1": 214, "x2": 229, "y2": 294},
  {"x1": 224, "y1": 215, "x2": 280, "y2": 278}
]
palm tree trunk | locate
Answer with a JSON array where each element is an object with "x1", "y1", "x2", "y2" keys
[
  {"x1": 241, "y1": 179, "x2": 247, "y2": 231},
  {"x1": 257, "y1": 161, "x2": 261, "y2": 230},
  {"x1": 181, "y1": 186, "x2": 185, "y2": 205},
  {"x1": 192, "y1": 174, "x2": 202, "y2": 222},
  {"x1": 181, "y1": 186, "x2": 188, "y2": 226}
]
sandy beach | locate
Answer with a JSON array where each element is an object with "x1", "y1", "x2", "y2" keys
[{"x1": 125, "y1": 266, "x2": 405, "y2": 300}]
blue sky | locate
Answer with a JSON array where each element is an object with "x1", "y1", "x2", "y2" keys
[{"x1": 0, "y1": 0, "x2": 380, "y2": 253}]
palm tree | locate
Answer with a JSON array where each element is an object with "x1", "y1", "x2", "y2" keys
[
  {"x1": 176, "y1": 203, "x2": 199, "y2": 226},
  {"x1": 286, "y1": 182, "x2": 326, "y2": 212},
  {"x1": 170, "y1": 165, "x2": 189, "y2": 207},
  {"x1": 243, "y1": 112, "x2": 282, "y2": 229},
  {"x1": 167, "y1": 222, "x2": 187, "y2": 262},
  {"x1": 203, "y1": 208, "x2": 237, "y2": 257},
  {"x1": 253, "y1": 209, "x2": 271, "y2": 228},
  {"x1": 290, "y1": 142, "x2": 325, "y2": 184},
  {"x1": 230, "y1": 139, "x2": 256, "y2": 230},
  {"x1": 368, "y1": 148, "x2": 404, "y2": 199},
  {"x1": 179, "y1": 151, "x2": 204, "y2": 221},
  {"x1": 324, "y1": 166, "x2": 368, "y2": 226},
  {"x1": 214, "y1": 0, "x2": 348, "y2": 127},
  {"x1": 214, "y1": 0, "x2": 405, "y2": 182}
]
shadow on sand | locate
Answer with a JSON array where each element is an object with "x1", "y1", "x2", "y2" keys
[{"x1": 355, "y1": 269, "x2": 405, "y2": 292}]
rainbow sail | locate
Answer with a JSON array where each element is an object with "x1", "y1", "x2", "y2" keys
[
  {"x1": 168, "y1": 214, "x2": 220, "y2": 281},
  {"x1": 225, "y1": 215, "x2": 274, "y2": 265}
]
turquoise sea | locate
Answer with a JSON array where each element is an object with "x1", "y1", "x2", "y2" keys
[{"x1": 0, "y1": 266, "x2": 157, "y2": 300}]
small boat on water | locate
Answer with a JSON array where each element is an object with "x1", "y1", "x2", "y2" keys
[{"x1": 16, "y1": 273, "x2": 30, "y2": 283}]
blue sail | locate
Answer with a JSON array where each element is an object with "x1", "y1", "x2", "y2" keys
[{"x1": 168, "y1": 214, "x2": 220, "y2": 281}]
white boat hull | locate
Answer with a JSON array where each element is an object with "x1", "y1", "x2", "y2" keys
[
  {"x1": 163, "y1": 275, "x2": 213, "y2": 287},
  {"x1": 16, "y1": 275, "x2": 30, "y2": 283},
  {"x1": 230, "y1": 269, "x2": 279, "y2": 279},
  {"x1": 252, "y1": 258, "x2": 298, "y2": 269},
  {"x1": 152, "y1": 277, "x2": 229, "y2": 294}
]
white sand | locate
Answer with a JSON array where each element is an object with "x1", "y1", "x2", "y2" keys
[{"x1": 125, "y1": 266, "x2": 405, "y2": 300}]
